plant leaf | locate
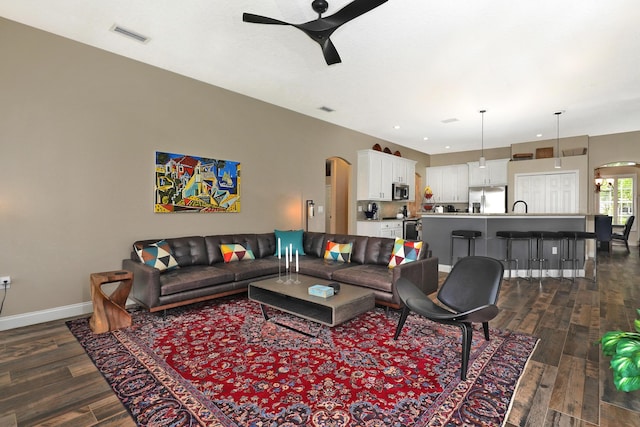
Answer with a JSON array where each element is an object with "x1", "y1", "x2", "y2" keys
[
  {"x1": 614, "y1": 374, "x2": 640, "y2": 393},
  {"x1": 601, "y1": 331, "x2": 625, "y2": 356}
]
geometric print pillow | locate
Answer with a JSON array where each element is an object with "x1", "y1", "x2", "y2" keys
[
  {"x1": 388, "y1": 237, "x2": 423, "y2": 268},
  {"x1": 220, "y1": 243, "x2": 255, "y2": 263},
  {"x1": 323, "y1": 241, "x2": 353, "y2": 263},
  {"x1": 134, "y1": 240, "x2": 179, "y2": 272}
]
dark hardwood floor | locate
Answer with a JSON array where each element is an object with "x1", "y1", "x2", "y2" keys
[{"x1": 1, "y1": 248, "x2": 639, "y2": 426}]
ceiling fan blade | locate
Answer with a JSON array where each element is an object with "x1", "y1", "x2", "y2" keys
[
  {"x1": 242, "y1": 13, "x2": 290, "y2": 26},
  {"x1": 321, "y1": 38, "x2": 342, "y2": 65},
  {"x1": 324, "y1": 0, "x2": 388, "y2": 27}
]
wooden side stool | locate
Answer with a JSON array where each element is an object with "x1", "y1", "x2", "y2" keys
[{"x1": 89, "y1": 270, "x2": 133, "y2": 334}]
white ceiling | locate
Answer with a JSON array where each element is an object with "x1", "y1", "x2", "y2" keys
[{"x1": 2, "y1": 0, "x2": 640, "y2": 155}]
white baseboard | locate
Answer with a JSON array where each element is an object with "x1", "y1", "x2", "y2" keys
[{"x1": 0, "y1": 298, "x2": 137, "y2": 331}]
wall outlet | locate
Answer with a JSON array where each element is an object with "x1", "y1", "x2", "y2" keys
[{"x1": 0, "y1": 276, "x2": 11, "y2": 290}]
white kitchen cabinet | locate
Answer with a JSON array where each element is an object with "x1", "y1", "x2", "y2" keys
[
  {"x1": 425, "y1": 164, "x2": 468, "y2": 203},
  {"x1": 357, "y1": 150, "x2": 416, "y2": 201},
  {"x1": 468, "y1": 159, "x2": 509, "y2": 186},
  {"x1": 357, "y1": 220, "x2": 403, "y2": 238},
  {"x1": 514, "y1": 171, "x2": 578, "y2": 213},
  {"x1": 357, "y1": 150, "x2": 393, "y2": 201}
]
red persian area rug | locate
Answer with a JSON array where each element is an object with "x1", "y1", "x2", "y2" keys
[{"x1": 67, "y1": 297, "x2": 538, "y2": 426}]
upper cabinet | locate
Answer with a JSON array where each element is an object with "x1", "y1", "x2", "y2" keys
[
  {"x1": 425, "y1": 164, "x2": 469, "y2": 203},
  {"x1": 357, "y1": 150, "x2": 416, "y2": 201},
  {"x1": 467, "y1": 159, "x2": 509, "y2": 186}
]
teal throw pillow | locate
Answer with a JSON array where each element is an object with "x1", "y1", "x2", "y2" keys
[{"x1": 274, "y1": 229, "x2": 306, "y2": 257}]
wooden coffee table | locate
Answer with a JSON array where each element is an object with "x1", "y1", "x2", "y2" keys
[{"x1": 248, "y1": 275, "x2": 374, "y2": 334}]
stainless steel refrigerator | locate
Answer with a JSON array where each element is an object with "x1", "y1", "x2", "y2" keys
[{"x1": 468, "y1": 186, "x2": 507, "y2": 214}]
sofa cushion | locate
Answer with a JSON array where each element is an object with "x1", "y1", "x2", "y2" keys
[
  {"x1": 362, "y1": 237, "x2": 397, "y2": 266},
  {"x1": 323, "y1": 241, "x2": 352, "y2": 263},
  {"x1": 167, "y1": 236, "x2": 209, "y2": 266},
  {"x1": 303, "y1": 232, "x2": 327, "y2": 258},
  {"x1": 159, "y1": 265, "x2": 235, "y2": 296},
  {"x1": 215, "y1": 258, "x2": 279, "y2": 281},
  {"x1": 205, "y1": 234, "x2": 261, "y2": 264},
  {"x1": 298, "y1": 257, "x2": 352, "y2": 280},
  {"x1": 134, "y1": 240, "x2": 179, "y2": 272},
  {"x1": 332, "y1": 264, "x2": 393, "y2": 293},
  {"x1": 274, "y1": 229, "x2": 306, "y2": 256},
  {"x1": 388, "y1": 238, "x2": 423, "y2": 268},
  {"x1": 220, "y1": 243, "x2": 255, "y2": 263}
]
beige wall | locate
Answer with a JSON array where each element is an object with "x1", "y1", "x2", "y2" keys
[{"x1": 0, "y1": 18, "x2": 430, "y2": 319}]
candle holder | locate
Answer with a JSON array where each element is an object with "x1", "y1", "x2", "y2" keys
[
  {"x1": 277, "y1": 257, "x2": 283, "y2": 282},
  {"x1": 285, "y1": 265, "x2": 293, "y2": 284},
  {"x1": 294, "y1": 270, "x2": 300, "y2": 284}
]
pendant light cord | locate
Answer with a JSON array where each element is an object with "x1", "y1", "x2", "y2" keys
[{"x1": 480, "y1": 109, "x2": 486, "y2": 156}]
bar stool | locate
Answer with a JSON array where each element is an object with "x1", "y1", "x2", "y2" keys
[
  {"x1": 450, "y1": 229, "x2": 482, "y2": 266},
  {"x1": 496, "y1": 230, "x2": 533, "y2": 280},
  {"x1": 530, "y1": 231, "x2": 563, "y2": 282},
  {"x1": 559, "y1": 231, "x2": 598, "y2": 281}
]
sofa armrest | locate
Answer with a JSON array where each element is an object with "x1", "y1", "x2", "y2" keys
[
  {"x1": 122, "y1": 259, "x2": 161, "y2": 309},
  {"x1": 391, "y1": 256, "x2": 439, "y2": 304}
]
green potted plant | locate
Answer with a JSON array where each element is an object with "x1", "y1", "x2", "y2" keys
[{"x1": 600, "y1": 308, "x2": 640, "y2": 392}]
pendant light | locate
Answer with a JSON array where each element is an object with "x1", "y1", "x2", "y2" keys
[
  {"x1": 479, "y1": 109, "x2": 486, "y2": 168},
  {"x1": 554, "y1": 111, "x2": 562, "y2": 169}
]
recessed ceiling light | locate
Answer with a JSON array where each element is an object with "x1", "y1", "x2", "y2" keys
[
  {"x1": 445, "y1": 145, "x2": 451, "y2": 149},
  {"x1": 393, "y1": 125, "x2": 401, "y2": 129},
  {"x1": 423, "y1": 137, "x2": 429, "y2": 141},
  {"x1": 536, "y1": 133, "x2": 543, "y2": 138}
]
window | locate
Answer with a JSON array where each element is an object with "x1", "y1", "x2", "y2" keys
[{"x1": 598, "y1": 175, "x2": 635, "y2": 226}]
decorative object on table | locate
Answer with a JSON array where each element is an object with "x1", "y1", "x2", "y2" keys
[
  {"x1": 154, "y1": 151, "x2": 240, "y2": 213},
  {"x1": 308, "y1": 284, "x2": 335, "y2": 298},
  {"x1": 600, "y1": 308, "x2": 640, "y2": 392},
  {"x1": 423, "y1": 185, "x2": 434, "y2": 211},
  {"x1": 242, "y1": 0, "x2": 389, "y2": 65},
  {"x1": 67, "y1": 297, "x2": 538, "y2": 426}
]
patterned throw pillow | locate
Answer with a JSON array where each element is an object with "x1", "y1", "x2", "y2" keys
[
  {"x1": 135, "y1": 240, "x2": 179, "y2": 271},
  {"x1": 323, "y1": 241, "x2": 353, "y2": 263},
  {"x1": 388, "y1": 237, "x2": 423, "y2": 268},
  {"x1": 220, "y1": 243, "x2": 255, "y2": 263}
]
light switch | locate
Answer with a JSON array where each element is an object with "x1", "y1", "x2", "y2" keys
[{"x1": 318, "y1": 205, "x2": 324, "y2": 213}]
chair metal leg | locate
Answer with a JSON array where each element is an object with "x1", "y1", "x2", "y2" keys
[
  {"x1": 394, "y1": 307, "x2": 410, "y2": 340},
  {"x1": 460, "y1": 322, "x2": 473, "y2": 381}
]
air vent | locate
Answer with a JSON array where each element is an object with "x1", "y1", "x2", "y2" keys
[
  {"x1": 110, "y1": 24, "x2": 150, "y2": 43},
  {"x1": 318, "y1": 106, "x2": 335, "y2": 113},
  {"x1": 441, "y1": 118, "x2": 459, "y2": 124}
]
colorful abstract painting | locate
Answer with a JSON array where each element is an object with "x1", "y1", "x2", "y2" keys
[{"x1": 154, "y1": 151, "x2": 240, "y2": 213}]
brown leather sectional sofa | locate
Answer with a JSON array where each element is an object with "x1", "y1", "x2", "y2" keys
[{"x1": 122, "y1": 231, "x2": 439, "y2": 313}]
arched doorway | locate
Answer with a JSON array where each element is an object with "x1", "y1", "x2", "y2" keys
[{"x1": 325, "y1": 157, "x2": 351, "y2": 234}]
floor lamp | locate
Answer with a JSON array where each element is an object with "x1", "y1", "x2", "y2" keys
[{"x1": 305, "y1": 200, "x2": 315, "y2": 231}]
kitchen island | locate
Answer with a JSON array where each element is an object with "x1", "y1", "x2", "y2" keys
[{"x1": 421, "y1": 213, "x2": 588, "y2": 277}]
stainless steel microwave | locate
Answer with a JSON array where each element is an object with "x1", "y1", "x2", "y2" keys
[{"x1": 392, "y1": 183, "x2": 409, "y2": 200}]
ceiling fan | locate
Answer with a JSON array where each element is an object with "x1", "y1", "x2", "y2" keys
[{"x1": 243, "y1": 0, "x2": 389, "y2": 65}]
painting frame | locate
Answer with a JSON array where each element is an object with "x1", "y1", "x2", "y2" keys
[{"x1": 154, "y1": 151, "x2": 241, "y2": 213}]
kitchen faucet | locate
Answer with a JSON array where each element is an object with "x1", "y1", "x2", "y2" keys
[{"x1": 512, "y1": 200, "x2": 528, "y2": 213}]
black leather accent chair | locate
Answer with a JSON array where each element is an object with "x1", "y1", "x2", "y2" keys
[
  {"x1": 393, "y1": 256, "x2": 504, "y2": 380},
  {"x1": 612, "y1": 215, "x2": 635, "y2": 252}
]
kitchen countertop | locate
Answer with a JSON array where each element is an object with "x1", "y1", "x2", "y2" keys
[{"x1": 420, "y1": 212, "x2": 589, "y2": 218}]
